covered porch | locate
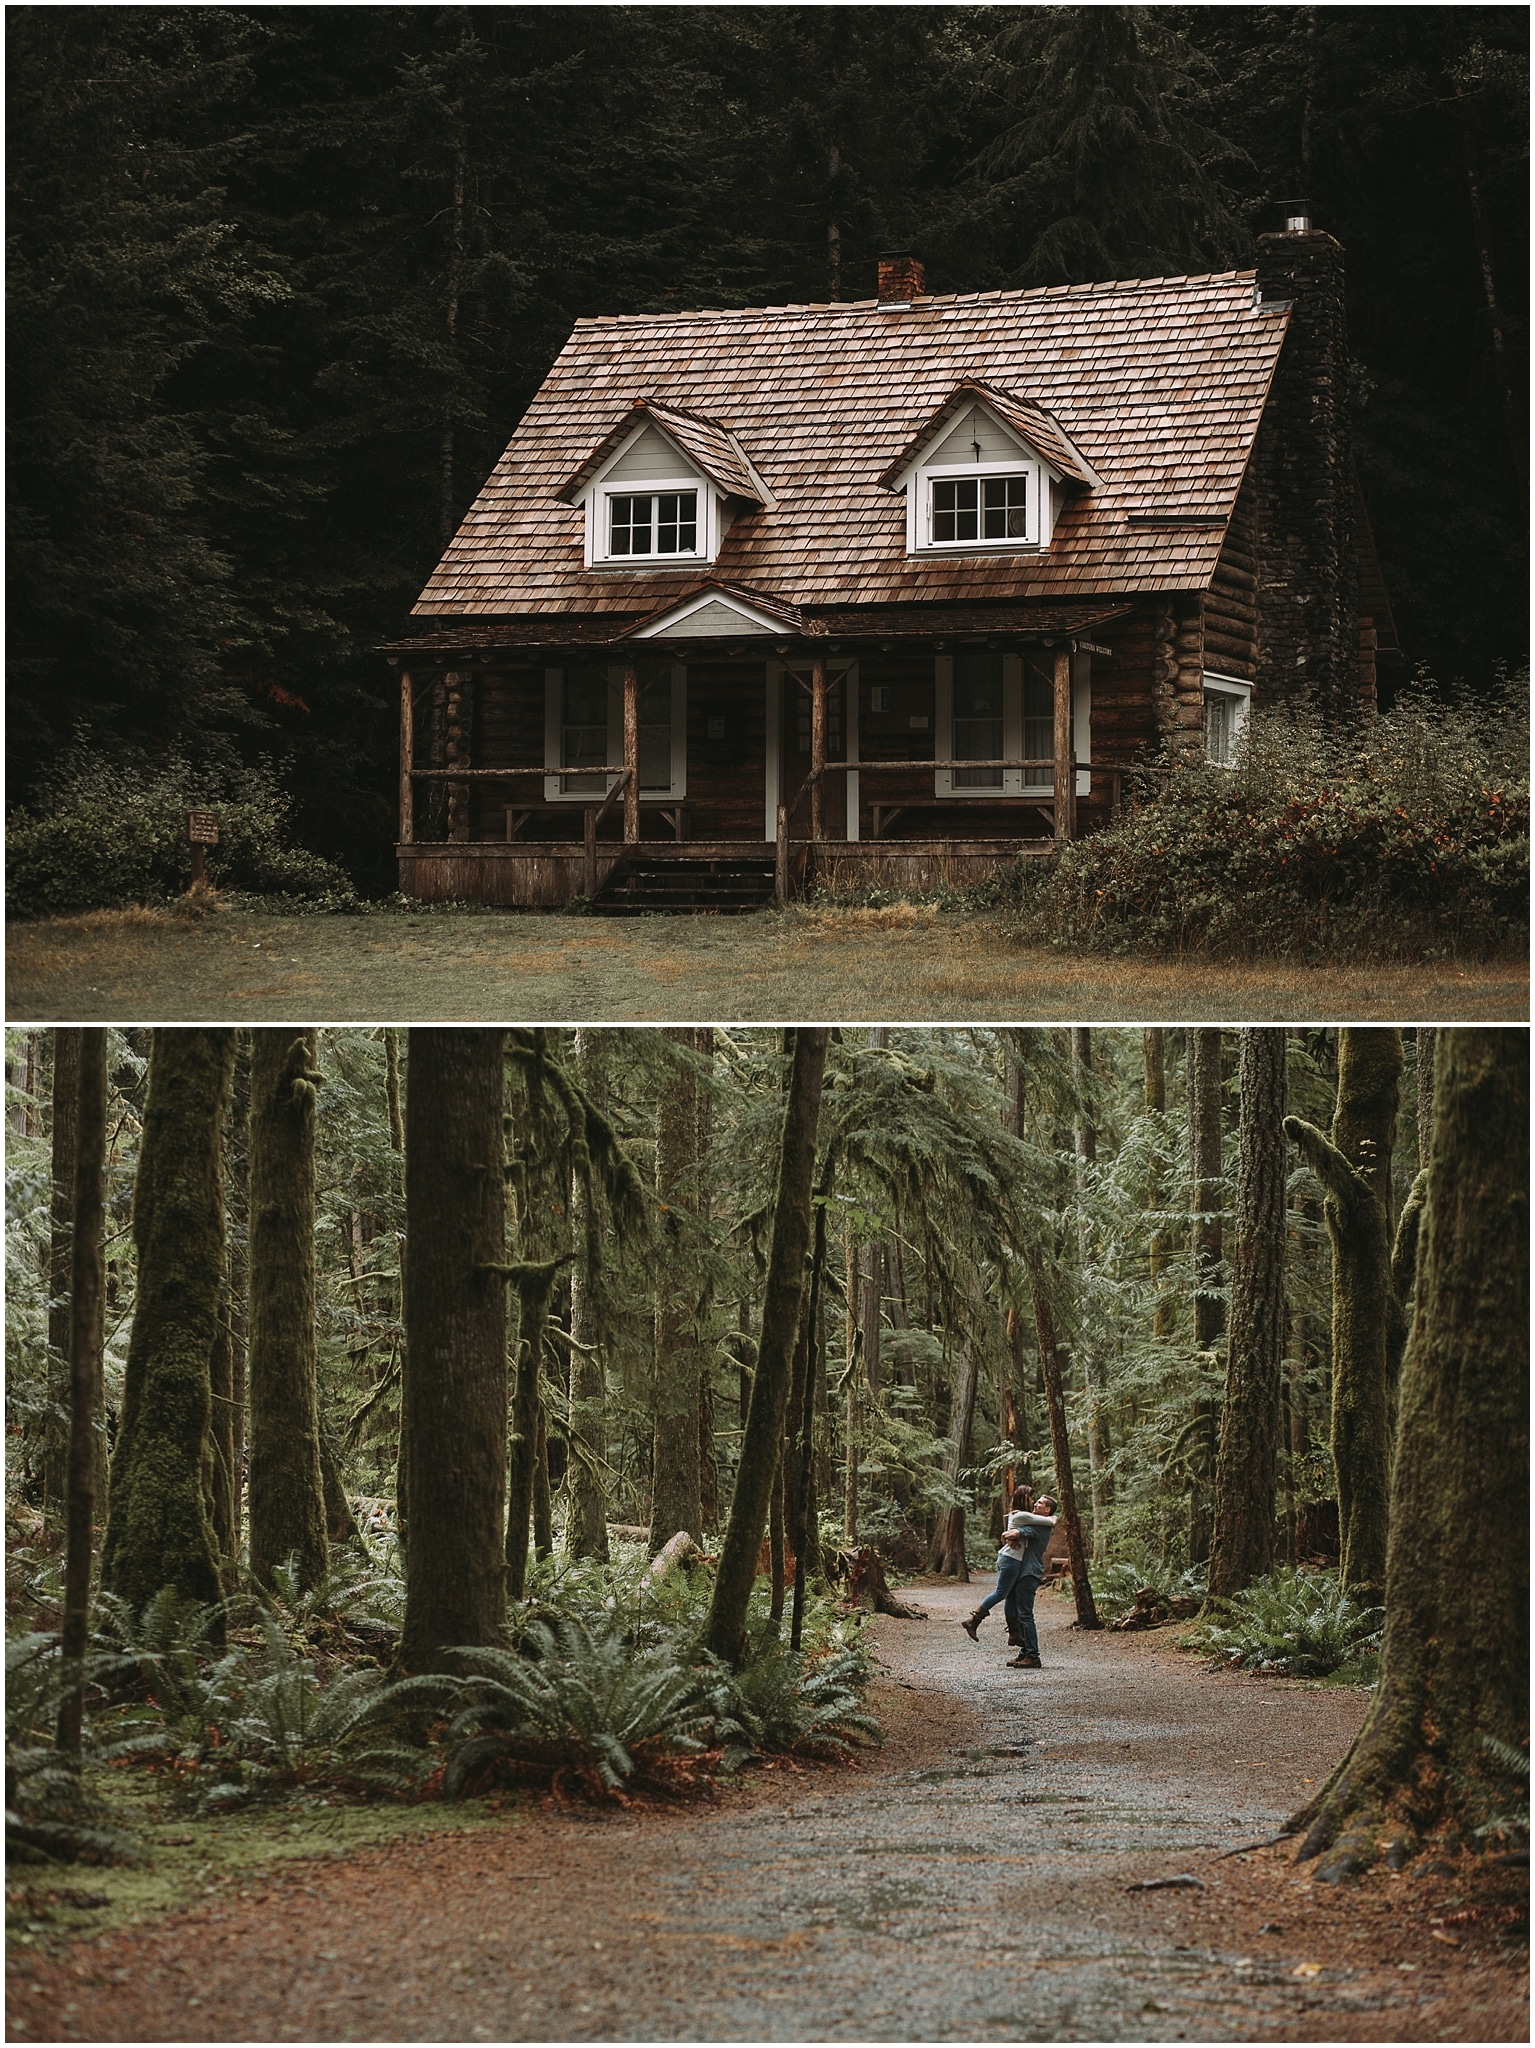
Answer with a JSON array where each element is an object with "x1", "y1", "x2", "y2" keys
[{"x1": 390, "y1": 609, "x2": 1132, "y2": 908}]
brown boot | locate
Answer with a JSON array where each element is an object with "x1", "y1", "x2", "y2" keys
[
  {"x1": 1008, "y1": 1653, "x2": 1042, "y2": 1669},
  {"x1": 961, "y1": 1609, "x2": 986, "y2": 1641}
]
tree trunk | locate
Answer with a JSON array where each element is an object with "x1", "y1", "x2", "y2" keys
[
  {"x1": 1289, "y1": 1029, "x2": 1527, "y2": 1878},
  {"x1": 769, "y1": 1454, "x2": 787, "y2": 1622},
  {"x1": 928, "y1": 1339, "x2": 978, "y2": 1577},
  {"x1": 399, "y1": 1029, "x2": 508, "y2": 1670},
  {"x1": 703, "y1": 1028, "x2": 828, "y2": 1663},
  {"x1": 45, "y1": 1028, "x2": 83, "y2": 1517},
  {"x1": 217, "y1": 1036, "x2": 251, "y2": 1560},
  {"x1": 1026, "y1": 1260, "x2": 1100, "y2": 1628},
  {"x1": 532, "y1": 1400, "x2": 553, "y2": 1559},
  {"x1": 505, "y1": 1257, "x2": 565, "y2": 1602},
  {"x1": 101, "y1": 1030, "x2": 233, "y2": 1616},
  {"x1": 57, "y1": 1030, "x2": 106, "y2": 1751},
  {"x1": 1285, "y1": 1028, "x2": 1402, "y2": 1601},
  {"x1": 1144, "y1": 1027, "x2": 1174, "y2": 1339},
  {"x1": 247, "y1": 1031, "x2": 329, "y2": 1591},
  {"x1": 651, "y1": 1028, "x2": 705, "y2": 1551},
  {"x1": 1207, "y1": 1030, "x2": 1289, "y2": 1602},
  {"x1": 1414, "y1": 1026, "x2": 1436, "y2": 1171},
  {"x1": 1187, "y1": 1027, "x2": 1225, "y2": 1561},
  {"x1": 1070, "y1": 1027, "x2": 1111, "y2": 1549},
  {"x1": 843, "y1": 1230, "x2": 860, "y2": 1543},
  {"x1": 566, "y1": 1036, "x2": 609, "y2": 1561},
  {"x1": 790, "y1": 1191, "x2": 828, "y2": 1646}
]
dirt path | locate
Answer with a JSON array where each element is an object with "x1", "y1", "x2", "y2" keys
[
  {"x1": 8, "y1": 906, "x2": 1525, "y2": 1023},
  {"x1": 7, "y1": 1581, "x2": 1526, "y2": 2042}
]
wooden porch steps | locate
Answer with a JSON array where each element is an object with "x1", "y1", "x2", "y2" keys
[{"x1": 588, "y1": 852, "x2": 778, "y2": 915}]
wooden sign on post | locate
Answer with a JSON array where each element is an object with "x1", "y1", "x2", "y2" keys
[{"x1": 186, "y1": 809, "x2": 219, "y2": 884}]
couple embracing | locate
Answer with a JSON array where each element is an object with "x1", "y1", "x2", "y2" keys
[{"x1": 961, "y1": 1486, "x2": 1057, "y2": 1670}]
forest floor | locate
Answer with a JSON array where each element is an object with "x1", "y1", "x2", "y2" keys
[
  {"x1": 7, "y1": 903, "x2": 1527, "y2": 1023},
  {"x1": 6, "y1": 1579, "x2": 1526, "y2": 2044}
]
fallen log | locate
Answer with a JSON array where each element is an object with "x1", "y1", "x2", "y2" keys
[{"x1": 643, "y1": 1529, "x2": 701, "y2": 1584}]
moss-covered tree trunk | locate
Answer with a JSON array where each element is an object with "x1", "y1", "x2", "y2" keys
[
  {"x1": 703, "y1": 1028, "x2": 828, "y2": 1664},
  {"x1": 399, "y1": 1029, "x2": 508, "y2": 1670},
  {"x1": 1070, "y1": 1028, "x2": 1111, "y2": 1551},
  {"x1": 1207, "y1": 1029, "x2": 1289, "y2": 1602},
  {"x1": 1186, "y1": 1027, "x2": 1225, "y2": 1561},
  {"x1": 44, "y1": 1027, "x2": 82, "y2": 1514},
  {"x1": 101, "y1": 1029, "x2": 233, "y2": 1616},
  {"x1": 57, "y1": 1030, "x2": 106, "y2": 1752},
  {"x1": 247, "y1": 1030, "x2": 329, "y2": 1590},
  {"x1": 206, "y1": 1035, "x2": 249, "y2": 1576},
  {"x1": 1144, "y1": 1027, "x2": 1174, "y2": 1340},
  {"x1": 566, "y1": 1034, "x2": 609, "y2": 1561},
  {"x1": 1289, "y1": 1028, "x2": 1528, "y2": 1879},
  {"x1": 929, "y1": 1337, "x2": 979, "y2": 1578},
  {"x1": 1025, "y1": 1258, "x2": 1100, "y2": 1629},
  {"x1": 505, "y1": 1256, "x2": 564, "y2": 1600},
  {"x1": 1284, "y1": 1027, "x2": 1402, "y2": 1600},
  {"x1": 651, "y1": 1028, "x2": 705, "y2": 1551}
]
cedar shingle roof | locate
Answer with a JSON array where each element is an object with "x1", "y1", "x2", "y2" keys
[
  {"x1": 557, "y1": 398, "x2": 768, "y2": 506},
  {"x1": 413, "y1": 270, "x2": 1290, "y2": 620},
  {"x1": 876, "y1": 379, "x2": 1101, "y2": 491}
]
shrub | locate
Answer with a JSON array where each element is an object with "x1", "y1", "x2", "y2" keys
[
  {"x1": 90, "y1": 1586, "x2": 438, "y2": 1809},
  {"x1": 1000, "y1": 681, "x2": 1528, "y2": 959},
  {"x1": 1184, "y1": 1568, "x2": 1383, "y2": 1679},
  {"x1": 1093, "y1": 1552, "x2": 1207, "y2": 1622},
  {"x1": 441, "y1": 1616, "x2": 739, "y2": 1804},
  {"x1": 6, "y1": 745, "x2": 355, "y2": 918},
  {"x1": 726, "y1": 1636, "x2": 883, "y2": 1761},
  {"x1": 5, "y1": 1634, "x2": 146, "y2": 1864}
]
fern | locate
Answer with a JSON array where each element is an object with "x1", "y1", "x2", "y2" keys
[
  {"x1": 5, "y1": 1635, "x2": 145, "y2": 1865},
  {"x1": 442, "y1": 1616, "x2": 740, "y2": 1804},
  {"x1": 726, "y1": 1638, "x2": 883, "y2": 1762},
  {"x1": 1471, "y1": 1732, "x2": 1529, "y2": 1849},
  {"x1": 1185, "y1": 1568, "x2": 1383, "y2": 1679}
]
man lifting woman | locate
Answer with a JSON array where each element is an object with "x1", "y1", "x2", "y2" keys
[{"x1": 961, "y1": 1486, "x2": 1056, "y2": 1669}]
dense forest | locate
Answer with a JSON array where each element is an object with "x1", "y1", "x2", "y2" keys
[
  {"x1": 6, "y1": 1025, "x2": 1526, "y2": 1866},
  {"x1": 8, "y1": 6, "x2": 1528, "y2": 892}
]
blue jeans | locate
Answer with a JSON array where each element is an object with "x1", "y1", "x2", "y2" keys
[
  {"x1": 977, "y1": 1553, "x2": 1024, "y2": 1619},
  {"x1": 1007, "y1": 1572, "x2": 1041, "y2": 1659}
]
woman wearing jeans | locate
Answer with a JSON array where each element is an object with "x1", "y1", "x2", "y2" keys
[{"x1": 961, "y1": 1488, "x2": 1057, "y2": 1668}]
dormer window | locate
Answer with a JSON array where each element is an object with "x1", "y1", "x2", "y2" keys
[
  {"x1": 880, "y1": 382, "x2": 1099, "y2": 561},
  {"x1": 931, "y1": 471, "x2": 1031, "y2": 545},
  {"x1": 559, "y1": 399, "x2": 773, "y2": 572},
  {"x1": 608, "y1": 488, "x2": 698, "y2": 558}
]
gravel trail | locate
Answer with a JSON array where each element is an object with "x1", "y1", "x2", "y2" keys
[{"x1": 7, "y1": 1579, "x2": 1526, "y2": 2042}]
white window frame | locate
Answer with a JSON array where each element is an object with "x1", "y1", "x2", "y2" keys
[
  {"x1": 574, "y1": 422, "x2": 722, "y2": 570},
  {"x1": 1202, "y1": 671, "x2": 1252, "y2": 768},
  {"x1": 914, "y1": 458, "x2": 1046, "y2": 554},
  {"x1": 543, "y1": 663, "x2": 688, "y2": 802},
  {"x1": 934, "y1": 651, "x2": 1091, "y2": 798}
]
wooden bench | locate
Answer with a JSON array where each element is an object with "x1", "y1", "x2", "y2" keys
[
  {"x1": 869, "y1": 796, "x2": 1056, "y2": 840},
  {"x1": 504, "y1": 800, "x2": 692, "y2": 842}
]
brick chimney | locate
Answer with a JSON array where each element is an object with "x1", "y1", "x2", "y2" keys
[
  {"x1": 1249, "y1": 222, "x2": 1360, "y2": 711},
  {"x1": 877, "y1": 251, "x2": 925, "y2": 305}
]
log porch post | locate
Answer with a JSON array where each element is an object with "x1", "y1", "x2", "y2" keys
[
  {"x1": 810, "y1": 651, "x2": 827, "y2": 843},
  {"x1": 397, "y1": 666, "x2": 414, "y2": 846},
  {"x1": 1052, "y1": 644, "x2": 1076, "y2": 844},
  {"x1": 622, "y1": 662, "x2": 640, "y2": 843}
]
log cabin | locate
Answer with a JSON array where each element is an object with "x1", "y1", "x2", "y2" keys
[{"x1": 387, "y1": 220, "x2": 1396, "y2": 911}]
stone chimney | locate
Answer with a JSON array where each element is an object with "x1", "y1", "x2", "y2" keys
[
  {"x1": 1249, "y1": 222, "x2": 1360, "y2": 710},
  {"x1": 877, "y1": 251, "x2": 925, "y2": 304}
]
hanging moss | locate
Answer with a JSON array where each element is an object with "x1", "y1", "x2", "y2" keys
[{"x1": 101, "y1": 1029, "x2": 234, "y2": 1618}]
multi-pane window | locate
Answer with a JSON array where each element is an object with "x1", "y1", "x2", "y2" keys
[
  {"x1": 608, "y1": 490, "x2": 698, "y2": 557},
  {"x1": 931, "y1": 474, "x2": 1029, "y2": 544},
  {"x1": 953, "y1": 651, "x2": 1003, "y2": 788},
  {"x1": 561, "y1": 667, "x2": 610, "y2": 793},
  {"x1": 638, "y1": 662, "x2": 673, "y2": 790},
  {"x1": 796, "y1": 678, "x2": 845, "y2": 757},
  {"x1": 1022, "y1": 657, "x2": 1053, "y2": 788}
]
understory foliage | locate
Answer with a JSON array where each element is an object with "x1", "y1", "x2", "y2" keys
[
  {"x1": 5, "y1": 1636, "x2": 146, "y2": 1865},
  {"x1": 1184, "y1": 1568, "x2": 1385, "y2": 1680},
  {"x1": 6, "y1": 749, "x2": 356, "y2": 920},
  {"x1": 1001, "y1": 686, "x2": 1529, "y2": 960}
]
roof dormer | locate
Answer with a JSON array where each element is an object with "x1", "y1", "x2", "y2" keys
[
  {"x1": 558, "y1": 399, "x2": 773, "y2": 572},
  {"x1": 880, "y1": 380, "x2": 1099, "y2": 558}
]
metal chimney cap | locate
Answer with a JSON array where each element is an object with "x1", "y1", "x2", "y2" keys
[{"x1": 1282, "y1": 203, "x2": 1313, "y2": 233}]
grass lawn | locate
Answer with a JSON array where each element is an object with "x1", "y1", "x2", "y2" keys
[{"x1": 7, "y1": 902, "x2": 1525, "y2": 1022}]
